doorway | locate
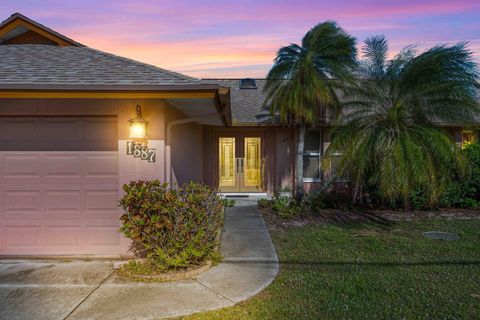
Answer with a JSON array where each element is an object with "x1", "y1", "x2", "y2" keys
[{"x1": 218, "y1": 135, "x2": 262, "y2": 192}]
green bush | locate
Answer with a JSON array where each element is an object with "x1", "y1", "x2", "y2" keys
[
  {"x1": 258, "y1": 193, "x2": 299, "y2": 219},
  {"x1": 302, "y1": 189, "x2": 353, "y2": 212},
  {"x1": 441, "y1": 142, "x2": 480, "y2": 209},
  {"x1": 221, "y1": 198, "x2": 236, "y2": 208},
  {"x1": 271, "y1": 195, "x2": 300, "y2": 218},
  {"x1": 119, "y1": 180, "x2": 224, "y2": 272},
  {"x1": 257, "y1": 198, "x2": 270, "y2": 209}
]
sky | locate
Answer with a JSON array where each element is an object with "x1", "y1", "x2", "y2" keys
[{"x1": 1, "y1": 0, "x2": 479, "y2": 78}]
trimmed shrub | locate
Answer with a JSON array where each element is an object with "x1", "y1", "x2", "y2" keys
[{"x1": 119, "y1": 180, "x2": 224, "y2": 272}]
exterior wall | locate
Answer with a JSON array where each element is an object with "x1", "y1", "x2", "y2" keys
[
  {"x1": 170, "y1": 122, "x2": 204, "y2": 186},
  {"x1": 203, "y1": 125, "x2": 294, "y2": 194},
  {"x1": 274, "y1": 127, "x2": 295, "y2": 190}
]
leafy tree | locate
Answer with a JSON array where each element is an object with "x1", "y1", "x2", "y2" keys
[
  {"x1": 324, "y1": 36, "x2": 479, "y2": 208},
  {"x1": 264, "y1": 21, "x2": 357, "y2": 198}
]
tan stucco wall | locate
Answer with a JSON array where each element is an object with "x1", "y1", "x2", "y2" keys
[{"x1": 170, "y1": 122, "x2": 204, "y2": 186}]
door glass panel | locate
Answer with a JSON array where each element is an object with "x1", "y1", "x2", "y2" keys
[
  {"x1": 244, "y1": 137, "x2": 261, "y2": 187},
  {"x1": 219, "y1": 137, "x2": 236, "y2": 187}
]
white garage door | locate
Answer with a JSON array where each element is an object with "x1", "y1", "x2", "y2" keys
[{"x1": 0, "y1": 116, "x2": 124, "y2": 256}]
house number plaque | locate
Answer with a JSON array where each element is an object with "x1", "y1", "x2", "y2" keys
[{"x1": 126, "y1": 141, "x2": 156, "y2": 162}]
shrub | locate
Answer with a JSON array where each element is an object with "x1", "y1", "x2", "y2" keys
[
  {"x1": 302, "y1": 189, "x2": 353, "y2": 212},
  {"x1": 257, "y1": 198, "x2": 270, "y2": 209},
  {"x1": 119, "y1": 180, "x2": 224, "y2": 272},
  {"x1": 258, "y1": 192, "x2": 299, "y2": 219},
  {"x1": 441, "y1": 142, "x2": 480, "y2": 209},
  {"x1": 221, "y1": 198, "x2": 236, "y2": 208},
  {"x1": 271, "y1": 195, "x2": 300, "y2": 218}
]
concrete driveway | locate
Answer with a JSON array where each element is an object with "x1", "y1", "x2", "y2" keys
[{"x1": 0, "y1": 200, "x2": 279, "y2": 320}]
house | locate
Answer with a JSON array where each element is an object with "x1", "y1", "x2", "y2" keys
[{"x1": 0, "y1": 13, "x2": 477, "y2": 257}]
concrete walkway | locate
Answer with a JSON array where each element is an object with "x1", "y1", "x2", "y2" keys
[{"x1": 0, "y1": 200, "x2": 279, "y2": 320}]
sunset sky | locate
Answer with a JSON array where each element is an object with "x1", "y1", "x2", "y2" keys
[{"x1": 1, "y1": 0, "x2": 479, "y2": 78}]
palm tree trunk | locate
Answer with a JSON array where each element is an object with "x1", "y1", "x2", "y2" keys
[{"x1": 295, "y1": 123, "x2": 306, "y2": 199}]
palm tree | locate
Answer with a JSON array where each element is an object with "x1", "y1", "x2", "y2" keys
[
  {"x1": 264, "y1": 21, "x2": 357, "y2": 198},
  {"x1": 323, "y1": 35, "x2": 479, "y2": 207}
]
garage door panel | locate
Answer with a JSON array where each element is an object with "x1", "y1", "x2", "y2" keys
[
  {"x1": 85, "y1": 225, "x2": 121, "y2": 246},
  {"x1": 86, "y1": 191, "x2": 119, "y2": 213},
  {"x1": 46, "y1": 191, "x2": 81, "y2": 214},
  {"x1": 4, "y1": 225, "x2": 41, "y2": 247},
  {"x1": 45, "y1": 226, "x2": 81, "y2": 247},
  {"x1": 5, "y1": 191, "x2": 41, "y2": 214},
  {"x1": 0, "y1": 116, "x2": 123, "y2": 256},
  {"x1": 45, "y1": 155, "x2": 82, "y2": 176},
  {"x1": 1, "y1": 119, "x2": 40, "y2": 144},
  {"x1": 84, "y1": 118, "x2": 117, "y2": 143},
  {"x1": 1, "y1": 222, "x2": 123, "y2": 255},
  {"x1": 86, "y1": 155, "x2": 118, "y2": 175},
  {"x1": 42, "y1": 119, "x2": 83, "y2": 144},
  {"x1": 3, "y1": 155, "x2": 40, "y2": 176}
]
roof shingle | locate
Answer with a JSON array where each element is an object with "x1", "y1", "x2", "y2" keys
[
  {"x1": 0, "y1": 44, "x2": 201, "y2": 86},
  {"x1": 204, "y1": 79, "x2": 274, "y2": 125}
]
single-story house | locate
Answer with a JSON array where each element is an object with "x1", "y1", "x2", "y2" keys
[{"x1": 0, "y1": 13, "x2": 478, "y2": 257}]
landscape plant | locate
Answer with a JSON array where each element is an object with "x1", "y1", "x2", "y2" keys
[
  {"x1": 264, "y1": 21, "x2": 357, "y2": 198},
  {"x1": 324, "y1": 35, "x2": 480, "y2": 208},
  {"x1": 119, "y1": 180, "x2": 224, "y2": 273},
  {"x1": 441, "y1": 142, "x2": 480, "y2": 208}
]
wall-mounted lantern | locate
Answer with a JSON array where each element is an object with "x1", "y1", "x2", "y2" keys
[{"x1": 129, "y1": 105, "x2": 148, "y2": 140}]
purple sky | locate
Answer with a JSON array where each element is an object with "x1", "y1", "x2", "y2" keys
[{"x1": 1, "y1": 0, "x2": 479, "y2": 78}]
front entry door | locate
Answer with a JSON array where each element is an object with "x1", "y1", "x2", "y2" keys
[{"x1": 218, "y1": 135, "x2": 262, "y2": 192}]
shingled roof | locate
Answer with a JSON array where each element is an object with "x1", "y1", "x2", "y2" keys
[
  {"x1": 0, "y1": 13, "x2": 208, "y2": 88},
  {"x1": 204, "y1": 79, "x2": 276, "y2": 125},
  {"x1": 0, "y1": 44, "x2": 203, "y2": 87}
]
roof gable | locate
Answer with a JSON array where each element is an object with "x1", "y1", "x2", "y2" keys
[{"x1": 0, "y1": 13, "x2": 83, "y2": 47}]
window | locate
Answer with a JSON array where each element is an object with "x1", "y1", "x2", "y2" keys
[
  {"x1": 461, "y1": 130, "x2": 477, "y2": 149},
  {"x1": 302, "y1": 130, "x2": 345, "y2": 182},
  {"x1": 239, "y1": 78, "x2": 257, "y2": 89},
  {"x1": 303, "y1": 130, "x2": 321, "y2": 182}
]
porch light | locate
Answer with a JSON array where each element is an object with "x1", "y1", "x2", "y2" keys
[{"x1": 129, "y1": 105, "x2": 148, "y2": 140}]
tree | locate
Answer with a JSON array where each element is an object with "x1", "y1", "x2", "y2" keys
[
  {"x1": 323, "y1": 35, "x2": 479, "y2": 208},
  {"x1": 264, "y1": 21, "x2": 357, "y2": 198}
]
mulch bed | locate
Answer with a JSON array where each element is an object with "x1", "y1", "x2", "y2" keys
[{"x1": 261, "y1": 207, "x2": 480, "y2": 231}]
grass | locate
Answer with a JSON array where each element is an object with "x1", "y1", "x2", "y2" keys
[{"x1": 181, "y1": 219, "x2": 480, "y2": 319}]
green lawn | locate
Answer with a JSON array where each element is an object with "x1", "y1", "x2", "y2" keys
[{"x1": 182, "y1": 219, "x2": 480, "y2": 320}]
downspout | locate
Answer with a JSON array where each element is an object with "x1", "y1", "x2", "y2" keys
[{"x1": 165, "y1": 113, "x2": 219, "y2": 187}]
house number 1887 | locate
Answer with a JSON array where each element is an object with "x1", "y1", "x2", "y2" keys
[{"x1": 126, "y1": 141, "x2": 156, "y2": 162}]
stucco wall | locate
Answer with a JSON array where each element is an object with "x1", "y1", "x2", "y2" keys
[{"x1": 170, "y1": 122, "x2": 204, "y2": 186}]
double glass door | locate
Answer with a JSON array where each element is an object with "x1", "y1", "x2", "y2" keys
[{"x1": 218, "y1": 135, "x2": 262, "y2": 192}]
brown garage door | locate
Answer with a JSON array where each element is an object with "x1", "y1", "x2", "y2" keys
[{"x1": 0, "y1": 116, "x2": 125, "y2": 256}]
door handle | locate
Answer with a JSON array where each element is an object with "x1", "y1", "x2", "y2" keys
[
  {"x1": 236, "y1": 158, "x2": 239, "y2": 174},
  {"x1": 240, "y1": 158, "x2": 244, "y2": 173}
]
